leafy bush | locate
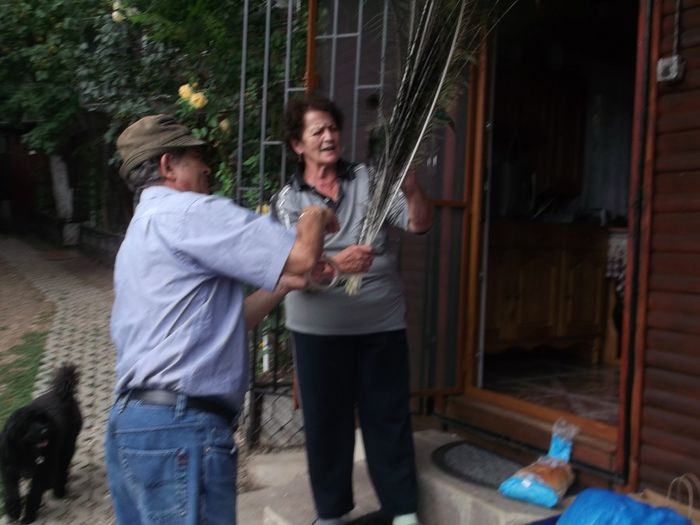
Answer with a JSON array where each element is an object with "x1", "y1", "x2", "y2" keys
[{"x1": 1, "y1": 0, "x2": 307, "y2": 222}]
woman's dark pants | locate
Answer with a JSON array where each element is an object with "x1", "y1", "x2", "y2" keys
[{"x1": 292, "y1": 329, "x2": 418, "y2": 520}]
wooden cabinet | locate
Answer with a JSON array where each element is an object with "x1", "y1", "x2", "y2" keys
[
  {"x1": 559, "y1": 248, "x2": 608, "y2": 338},
  {"x1": 485, "y1": 222, "x2": 608, "y2": 359}
]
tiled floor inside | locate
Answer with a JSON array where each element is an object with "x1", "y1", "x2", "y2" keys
[{"x1": 482, "y1": 346, "x2": 619, "y2": 425}]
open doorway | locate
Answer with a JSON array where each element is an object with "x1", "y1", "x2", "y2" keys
[{"x1": 478, "y1": 0, "x2": 639, "y2": 426}]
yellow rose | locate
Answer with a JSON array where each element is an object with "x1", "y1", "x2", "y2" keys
[
  {"x1": 178, "y1": 84, "x2": 193, "y2": 100},
  {"x1": 218, "y1": 118, "x2": 231, "y2": 133},
  {"x1": 188, "y1": 92, "x2": 208, "y2": 109},
  {"x1": 111, "y1": 10, "x2": 125, "y2": 23}
]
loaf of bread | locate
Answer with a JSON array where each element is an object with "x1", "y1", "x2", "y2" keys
[{"x1": 513, "y1": 457, "x2": 574, "y2": 494}]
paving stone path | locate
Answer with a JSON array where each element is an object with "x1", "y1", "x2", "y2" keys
[{"x1": 0, "y1": 237, "x2": 116, "y2": 525}]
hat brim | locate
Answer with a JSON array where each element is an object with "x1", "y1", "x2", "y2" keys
[{"x1": 119, "y1": 135, "x2": 208, "y2": 177}]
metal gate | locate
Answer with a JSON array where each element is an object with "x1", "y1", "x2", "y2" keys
[
  {"x1": 237, "y1": 0, "x2": 307, "y2": 450},
  {"x1": 240, "y1": 0, "x2": 397, "y2": 450}
]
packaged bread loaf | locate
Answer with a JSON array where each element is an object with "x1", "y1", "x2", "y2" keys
[{"x1": 499, "y1": 419, "x2": 579, "y2": 508}]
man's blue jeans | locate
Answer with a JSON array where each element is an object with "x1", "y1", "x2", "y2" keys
[{"x1": 105, "y1": 394, "x2": 237, "y2": 525}]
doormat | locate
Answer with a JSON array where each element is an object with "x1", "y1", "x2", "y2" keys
[{"x1": 431, "y1": 441, "x2": 524, "y2": 489}]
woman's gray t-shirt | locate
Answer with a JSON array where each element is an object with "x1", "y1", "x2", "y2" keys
[{"x1": 271, "y1": 161, "x2": 410, "y2": 335}]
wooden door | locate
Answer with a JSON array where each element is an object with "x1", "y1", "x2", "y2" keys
[{"x1": 450, "y1": 0, "x2": 652, "y2": 487}]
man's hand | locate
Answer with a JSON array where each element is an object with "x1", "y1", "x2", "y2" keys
[
  {"x1": 277, "y1": 274, "x2": 310, "y2": 294},
  {"x1": 284, "y1": 206, "x2": 339, "y2": 276},
  {"x1": 310, "y1": 258, "x2": 336, "y2": 283},
  {"x1": 302, "y1": 206, "x2": 339, "y2": 234},
  {"x1": 331, "y1": 245, "x2": 374, "y2": 274}
]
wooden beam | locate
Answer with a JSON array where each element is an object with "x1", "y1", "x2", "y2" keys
[
  {"x1": 627, "y1": 0, "x2": 661, "y2": 490},
  {"x1": 463, "y1": 38, "x2": 489, "y2": 389},
  {"x1": 305, "y1": 0, "x2": 318, "y2": 93}
]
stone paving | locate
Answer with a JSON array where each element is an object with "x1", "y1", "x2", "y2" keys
[
  {"x1": 0, "y1": 237, "x2": 116, "y2": 525},
  {"x1": 0, "y1": 236, "x2": 564, "y2": 525}
]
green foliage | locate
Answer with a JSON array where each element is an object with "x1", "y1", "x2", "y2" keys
[
  {"x1": 0, "y1": 0, "x2": 103, "y2": 153},
  {"x1": 0, "y1": 329, "x2": 48, "y2": 518},
  {"x1": 79, "y1": 0, "x2": 308, "y2": 201},
  {"x1": 0, "y1": 330, "x2": 48, "y2": 428},
  {"x1": 1, "y1": 0, "x2": 308, "y2": 215}
]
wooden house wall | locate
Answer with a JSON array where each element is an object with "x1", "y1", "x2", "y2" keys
[{"x1": 638, "y1": 0, "x2": 700, "y2": 490}]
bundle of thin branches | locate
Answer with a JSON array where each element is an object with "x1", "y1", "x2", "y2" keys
[{"x1": 345, "y1": 0, "x2": 489, "y2": 295}]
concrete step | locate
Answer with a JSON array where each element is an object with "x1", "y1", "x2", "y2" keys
[
  {"x1": 238, "y1": 430, "x2": 563, "y2": 525},
  {"x1": 413, "y1": 430, "x2": 559, "y2": 525},
  {"x1": 261, "y1": 462, "x2": 382, "y2": 525},
  {"x1": 238, "y1": 431, "x2": 372, "y2": 524}
]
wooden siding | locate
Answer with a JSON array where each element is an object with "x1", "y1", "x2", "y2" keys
[{"x1": 639, "y1": 0, "x2": 700, "y2": 492}]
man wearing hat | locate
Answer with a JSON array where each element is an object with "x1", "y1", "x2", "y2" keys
[{"x1": 105, "y1": 114, "x2": 337, "y2": 524}]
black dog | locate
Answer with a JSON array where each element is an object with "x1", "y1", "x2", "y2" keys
[{"x1": 1, "y1": 364, "x2": 82, "y2": 523}]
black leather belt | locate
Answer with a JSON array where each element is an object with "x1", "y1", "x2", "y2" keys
[{"x1": 126, "y1": 389, "x2": 236, "y2": 424}]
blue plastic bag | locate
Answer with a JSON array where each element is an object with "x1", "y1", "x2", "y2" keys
[
  {"x1": 499, "y1": 420, "x2": 578, "y2": 508},
  {"x1": 557, "y1": 488, "x2": 692, "y2": 525},
  {"x1": 499, "y1": 468, "x2": 562, "y2": 508},
  {"x1": 498, "y1": 456, "x2": 572, "y2": 508}
]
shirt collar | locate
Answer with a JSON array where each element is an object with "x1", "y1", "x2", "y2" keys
[
  {"x1": 290, "y1": 159, "x2": 357, "y2": 191},
  {"x1": 140, "y1": 185, "x2": 175, "y2": 200}
]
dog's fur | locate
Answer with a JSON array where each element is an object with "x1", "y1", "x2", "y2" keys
[{"x1": 0, "y1": 364, "x2": 82, "y2": 523}]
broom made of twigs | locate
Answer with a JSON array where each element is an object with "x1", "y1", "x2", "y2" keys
[{"x1": 345, "y1": 0, "x2": 485, "y2": 295}]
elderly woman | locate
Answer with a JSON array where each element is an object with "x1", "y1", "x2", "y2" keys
[{"x1": 272, "y1": 95, "x2": 433, "y2": 525}]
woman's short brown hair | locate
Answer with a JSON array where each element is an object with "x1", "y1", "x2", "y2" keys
[{"x1": 282, "y1": 94, "x2": 344, "y2": 150}]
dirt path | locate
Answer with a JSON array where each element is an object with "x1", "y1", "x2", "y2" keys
[
  {"x1": 0, "y1": 237, "x2": 116, "y2": 524},
  {"x1": 0, "y1": 237, "x2": 112, "y2": 363},
  {"x1": 0, "y1": 257, "x2": 54, "y2": 364}
]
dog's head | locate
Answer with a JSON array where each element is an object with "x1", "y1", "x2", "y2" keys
[
  {"x1": 20, "y1": 418, "x2": 52, "y2": 451},
  {"x1": 2, "y1": 409, "x2": 55, "y2": 469}
]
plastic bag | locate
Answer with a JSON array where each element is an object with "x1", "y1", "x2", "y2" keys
[
  {"x1": 498, "y1": 419, "x2": 578, "y2": 508},
  {"x1": 498, "y1": 455, "x2": 574, "y2": 508},
  {"x1": 632, "y1": 473, "x2": 700, "y2": 524},
  {"x1": 548, "y1": 418, "x2": 579, "y2": 462},
  {"x1": 558, "y1": 488, "x2": 692, "y2": 525}
]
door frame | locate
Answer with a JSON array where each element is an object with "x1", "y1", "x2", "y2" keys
[{"x1": 457, "y1": 1, "x2": 653, "y2": 483}]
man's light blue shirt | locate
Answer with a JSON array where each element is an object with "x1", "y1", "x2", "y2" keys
[{"x1": 111, "y1": 186, "x2": 296, "y2": 411}]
